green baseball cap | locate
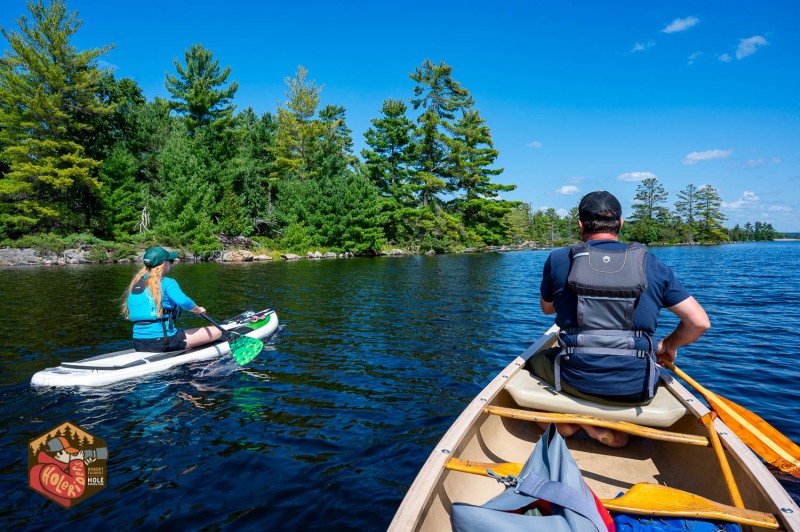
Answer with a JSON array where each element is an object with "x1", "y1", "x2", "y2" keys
[{"x1": 142, "y1": 246, "x2": 179, "y2": 267}]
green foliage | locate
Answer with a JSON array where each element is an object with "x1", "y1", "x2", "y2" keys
[
  {"x1": 2, "y1": 6, "x2": 761, "y2": 255},
  {"x1": 10, "y1": 232, "x2": 67, "y2": 255},
  {"x1": 0, "y1": 0, "x2": 113, "y2": 236},
  {"x1": 189, "y1": 219, "x2": 220, "y2": 258},
  {"x1": 165, "y1": 44, "x2": 238, "y2": 135},
  {"x1": 281, "y1": 221, "x2": 316, "y2": 253}
]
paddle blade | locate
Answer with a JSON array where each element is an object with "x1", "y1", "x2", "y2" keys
[
  {"x1": 711, "y1": 393, "x2": 800, "y2": 477},
  {"x1": 229, "y1": 335, "x2": 264, "y2": 365}
]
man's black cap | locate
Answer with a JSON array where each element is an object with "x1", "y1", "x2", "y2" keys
[{"x1": 578, "y1": 191, "x2": 622, "y2": 221}]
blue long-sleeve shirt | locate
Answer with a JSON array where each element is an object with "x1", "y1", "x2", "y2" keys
[{"x1": 128, "y1": 276, "x2": 196, "y2": 339}]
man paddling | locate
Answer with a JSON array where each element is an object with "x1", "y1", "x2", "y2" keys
[{"x1": 531, "y1": 191, "x2": 710, "y2": 446}]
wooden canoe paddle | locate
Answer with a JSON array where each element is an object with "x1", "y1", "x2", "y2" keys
[
  {"x1": 445, "y1": 458, "x2": 780, "y2": 529},
  {"x1": 665, "y1": 362, "x2": 800, "y2": 478}
]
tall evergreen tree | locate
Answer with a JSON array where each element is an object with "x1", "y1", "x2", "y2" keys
[
  {"x1": 230, "y1": 107, "x2": 277, "y2": 235},
  {"x1": 629, "y1": 177, "x2": 669, "y2": 243},
  {"x1": 165, "y1": 44, "x2": 238, "y2": 136},
  {"x1": 675, "y1": 183, "x2": 700, "y2": 243},
  {"x1": 0, "y1": 0, "x2": 113, "y2": 236},
  {"x1": 695, "y1": 185, "x2": 728, "y2": 242},
  {"x1": 362, "y1": 99, "x2": 417, "y2": 242},
  {"x1": 408, "y1": 59, "x2": 474, "y2": 209},
  {"x1": 449, "y1": 109, "x2": 515, "y2": 245},
  {"x1": 271, "y1": 66, "x2": 323, "y2": 181}
]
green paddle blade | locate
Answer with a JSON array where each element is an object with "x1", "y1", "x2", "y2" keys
[{"x1": 229, "y1": 335, "x2": 264, "y2": 365}]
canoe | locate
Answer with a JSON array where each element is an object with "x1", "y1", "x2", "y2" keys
[
  {"x1": 389, "y1": 325, "x2": 800, "y2": 531},
  {"x1": 30, "y1": 309, "x2": 279, "y2": 387}
]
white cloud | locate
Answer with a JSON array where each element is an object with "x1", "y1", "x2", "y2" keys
[
  {"x1": 741, "y1": 158, "x2": 765, "y2": 168},
  {"x1": 528, "y1": 140, "x2": 543, "y2": 148},
  {"x1": 682, "y1": 149, "x2": 733, "y2": 165},
  {"x1": 97, "y1": 60, "x2": 118, "y2": 72},
  {"x1": 632, "y1": 40, "x2": 655, "y2": 53},
  {"x1": 768, "y1": 205, "x2": 792, "y2": 212},
  {"x1": 662, "y1": 16, "x2": 699, "y2": 34},
  {"x1": 736, "y1": 36, "x2": 768, "y2": 60},
  {"x1": 722, "y1": 191, "x2": 760, "y2": 209},
  {"x1": 568, "y1": 176, "x2": 585, "y2": 183},
  {"x1": 557, "y1": 185, "x2": 580, "y2": 195},
  {"x1": 617, "y1": 171, "x2": 657, "y2": 182},
  {"x1": 556, "y1": 208, "x2": 569, "y2": 218},
  {"x1": 687, "y1": 52, "x2": 702, "y2": 65},
  {"x1": 719, "y1": 53, "x2": 733, "y2": 63}
]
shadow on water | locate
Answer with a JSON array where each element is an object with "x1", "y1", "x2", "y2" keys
[{"x1": 1, "y1": 243, "x2": 799, "y2": 527}]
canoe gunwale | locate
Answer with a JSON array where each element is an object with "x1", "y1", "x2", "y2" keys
[
  {"x1": 389, "y1": 325, "x2": 800, "y2": 531},
  {"x1": 388, "y1": 326, "x2": 559, "y2": 531}
]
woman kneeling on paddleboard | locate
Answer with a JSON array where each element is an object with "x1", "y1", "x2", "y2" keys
[{"x1": 121, "y1": 246, "x2": 223, "y2": 352}]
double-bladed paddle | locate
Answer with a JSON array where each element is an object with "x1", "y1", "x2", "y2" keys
[
  {"x1": 665, "y1": 362, "x2": 800, "y2": 478},
  {"x1": 200, "y1": 314, "x2": 264, "y2": 365}
]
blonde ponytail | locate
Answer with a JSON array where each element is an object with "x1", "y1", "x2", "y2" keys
[{"x1": 121, "y1": 263, "x2": 167, "y2": 319}]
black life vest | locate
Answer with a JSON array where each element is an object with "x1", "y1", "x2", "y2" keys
[{"x1": 554, "y1": 242, "x2": 659, "y2": 401}]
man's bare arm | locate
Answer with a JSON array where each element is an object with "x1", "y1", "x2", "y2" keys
[{"x1": 656, "y1": 296, "x2": 710, "y2": 364}]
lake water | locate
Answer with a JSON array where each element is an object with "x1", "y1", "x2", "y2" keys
[{"x1": 1, "y1": 242, "x2": 799, "y2": 529}]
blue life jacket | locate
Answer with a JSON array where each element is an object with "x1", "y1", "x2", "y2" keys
[
  {"x1": 127, "y1": 277, "x2": 180, "y2": 345},
  {"x1": 555, "y1": 242, "x2": 659, "y2": 401}
]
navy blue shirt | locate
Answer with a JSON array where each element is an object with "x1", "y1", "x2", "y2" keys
[{"x1": 540, "y1": 240, "x2": 691, "y2": 396}]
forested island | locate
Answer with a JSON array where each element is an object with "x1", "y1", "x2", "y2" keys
[{"x1": 0, "y1": 1, "x2": 780, "y2": 264}]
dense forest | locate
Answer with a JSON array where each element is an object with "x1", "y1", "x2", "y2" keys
[{"x1": 0, "y1": 1, "x2": 779, "y2": 259}]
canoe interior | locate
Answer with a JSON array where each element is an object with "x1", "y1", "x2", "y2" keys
[{"x1": 395, "y1": 329, "x2": 800, "y2": 532}]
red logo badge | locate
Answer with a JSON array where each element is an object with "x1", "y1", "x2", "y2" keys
[{"x1": 28, "y1": 421, "x2": 108, "y2": 508}]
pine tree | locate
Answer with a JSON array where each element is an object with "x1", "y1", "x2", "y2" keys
[
  {"x1": 408, "y1": 59, "x2": 474, "y2": 209},
  {"x1": 362, "y1": 99, "x2": 416, "y2": 242},
  {"x1": 695, "y1": 185, "x2": 728, "y2": 243},
  {"x1": 630, "y1": 177, "x2": 669, "y2": 243},
  {"x1": 449, "y1": 109, "x2": 515, "y2": 245},
  {"x1": 0, "y1": 0, "x2": 113, "y2": 237},
  {"x1": 675, "y1": 184, "x2": 700, "y2": 243},
  {"x1": 231, "y1": 107, "x2": 277, "y2": 235},
  {"x1": 165, "y1": 44, "x2": 238, "y2": 135},
  {"x1": 271, "y1": 66, "x2": 323, "y2": 181}
]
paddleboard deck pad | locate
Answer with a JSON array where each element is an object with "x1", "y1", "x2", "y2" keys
[{"x1": 31, "y1": 309, "x2": 279, "y2": 387}]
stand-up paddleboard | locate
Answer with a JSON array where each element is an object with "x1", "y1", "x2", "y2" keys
[{"x1": 31, "y1": 309, "x2": 279, "y2": 387}]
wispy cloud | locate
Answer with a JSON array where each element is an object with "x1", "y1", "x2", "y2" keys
[
  {"x1": 568, "y1": 176, "x2": 585, "y2": 183},
  {"x1": 682, "y1": 149, "x2": 733, "y2": 165},
  {"x1": 557, "y1": 185, "x2": 580, "y2": 195},
  {"x1": 631, "y1": 40, "x2": 655, "y2": 53},
  {"x1": 97, "y1": 59, "x2": 118, "y2": 72},
  {"x1": 722, "y1": 191, "x2": 760, "y2": 209},
  {"x1": 768, "y1": 205, "x2": 792, "y2": 213},
  {"x1": 718, "y1": 53, "x2": 733, "y2": 63},
  {"x1": 687, "y1": 52, "x2": 702, "y2": 65},
  {"x1": 527, "y1": 140, "x2": 543, "y2": 148},
  {"x1": 617, "y1": 171, "x2": 657, "y2": 182},
  {"x1": 736, "y1": 35, "x2": 768, "y2": 60},
  {"x1": 662, "y1": 16, "x2": 699, "y2": 34},
  {"x1": 740, "y1": 158, "x2": 765, "y2": 168}
]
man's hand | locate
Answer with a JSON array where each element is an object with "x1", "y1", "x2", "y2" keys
[{"x1": 658, "y1": 297, "x2": 710, "y2": 365}]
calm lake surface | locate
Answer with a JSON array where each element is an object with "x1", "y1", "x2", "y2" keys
[{"x1": 1, "y1": 242, "x2": 799, "y2": 529}]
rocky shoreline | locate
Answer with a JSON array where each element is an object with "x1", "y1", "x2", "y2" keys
[{"x1": 0, "y1": 242, "x2": 540, "y2": 267}]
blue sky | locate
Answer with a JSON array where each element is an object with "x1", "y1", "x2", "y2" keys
[{"x1": 2, "y1": 0, "x2": 798, "y2": 231}]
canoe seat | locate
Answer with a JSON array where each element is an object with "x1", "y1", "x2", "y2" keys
[{"x1": 505, "y1": 370, "x2": 689, "y2": 428}]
